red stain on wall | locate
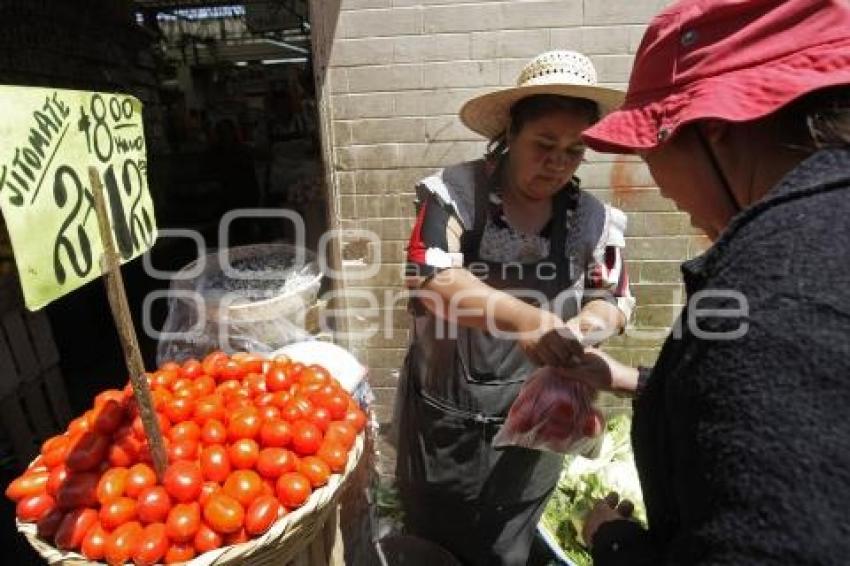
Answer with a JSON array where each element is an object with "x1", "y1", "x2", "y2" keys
[{"x1": 609, "y1": 154, "x2": 639, "y2": 208}]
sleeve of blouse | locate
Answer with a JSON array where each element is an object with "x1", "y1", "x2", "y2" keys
[
  {"x1": 404, "y1": 184, "x2": 465, "y2": 289},
  {"x1": 584, "y1": 204, "x2": 635, "y2": 324}
]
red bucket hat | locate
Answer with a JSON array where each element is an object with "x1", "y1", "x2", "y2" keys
[{"x1": 583, "y1": 0, "x2": 850, "y2": 154}]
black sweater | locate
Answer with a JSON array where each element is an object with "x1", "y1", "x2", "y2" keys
[{"x1": 593, "y1": 148, "x2": 850, "y2": 565}]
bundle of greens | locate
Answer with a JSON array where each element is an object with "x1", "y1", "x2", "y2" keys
[{"x1": 541, "y1": 414, "x2": 646, "y2": 566}]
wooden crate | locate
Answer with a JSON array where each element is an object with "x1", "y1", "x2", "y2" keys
[{"x1": 0, "y1": 275, "x2": 72, "y2": 470}]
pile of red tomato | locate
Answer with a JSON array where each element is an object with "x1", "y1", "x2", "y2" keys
[{"x1": 6, "y1": 351, "x2": 367, "y2": 565}]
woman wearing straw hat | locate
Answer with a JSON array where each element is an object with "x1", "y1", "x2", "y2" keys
[
  {"x1": 552, "y1": 1, "x2": 850, "y2": 564},
  {"x1": 393, "y1": 50, "x2": 634, "y2": 565}
]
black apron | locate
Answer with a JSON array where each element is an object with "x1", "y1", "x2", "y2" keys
[{"x1": 394, "y1": 163, "x2": 606, "y2": 564}]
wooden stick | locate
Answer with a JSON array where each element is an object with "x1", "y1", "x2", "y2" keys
[{"x1": 88, "y1": 166, "x2": 167, "y2": 480}]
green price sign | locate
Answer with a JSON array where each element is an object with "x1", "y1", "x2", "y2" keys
[{"x1": 0, "y1": 85, "x2": 157, "y2": 310}]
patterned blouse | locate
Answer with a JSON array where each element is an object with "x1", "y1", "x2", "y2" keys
[{"x1": 405, "y1": 161, "x2": 635, "y2": 322}]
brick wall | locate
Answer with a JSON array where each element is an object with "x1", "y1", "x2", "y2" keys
[{"x1": 311, "y1": 0, "x2": 707, "y2": 470}]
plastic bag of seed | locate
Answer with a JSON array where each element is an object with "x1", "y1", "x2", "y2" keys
[{"x1": 156, "y1": 243, "x2": 323, "y2": 363}]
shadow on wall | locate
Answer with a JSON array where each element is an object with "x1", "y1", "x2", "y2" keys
[{"x1": 308, "y1": 0, "x2": 342, "y2": 90}]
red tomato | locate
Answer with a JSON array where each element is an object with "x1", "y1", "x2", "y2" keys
[
  {"x1": 68, "y1": 414, "x2": 92, "y2": 436},
  {"x1": 108, "y1": 433, "x2": 140, "y2": 468},
  {"x1": 291, "y1": 420, "x2": 322, "y2": 456},
  {"x1": 200, "y1": 445, "x2": 231, "y2": 483},
  {"x1": 133, "y1": 522, "x2": 169, "y2": 566},
  {"x1": 181, "y1": 358, "x2": 203, "y2": 380},
  {"x1": 225, "y1": 397, "x2": 253, "y2": 413},
  {"x1": 43, "y1": 442, "x2": 71, "y2": 468},
  {"x1": 287, "y1": 362, "x2": 305, "y2": 382},
  {"x1": 165, "y1": 502, "x2": 201, "y2": 543},
  {"x1": 259, "y1": 419, "x2": 292, "y2": 448},
  {"x1": 150, "y1": 387, "x2": 172, "y2": 412},
  {"x1": 26, "y1": 457, "x2": 47, "y2": 474},
  {"x1": 99, "y1": 496, "x2": 137, "y2": 530},
  {"x1": 324, "y1": 421, "x2": 357, "y2": 451},
  {"x1": 233, "y1": 352, "x2": 265, "y2": 375},
  {"x1": 216, "y1": 379, "x2": 242, "y2": 398},
  {"x1": 228, "y1": 439, "x2": 260, "y2": 470},
  {"x1": 194, "y1": 395, "x2": 226, "y2": 425},
  {"x1": 201, "y1": 419, "x2": 227, "y2": 444},
  {"x1": 317, "y1": 440, "x2": 348, "y2": 473},
  {"x1": 137, "y1": 486, "x2": 172, "y2": 524},
  {"x1": 269, "y1": 391, "x2": 291, "y2": 409},
  {"x1": 164, "y1": 541, "x2": 196, "y2": 563},
  {"x1": 163, "y1": 461, "x2": 203, "y2": 503},
  {"x1": 168, "y1": 439, "x2": 199, "y2": 462},
  {"x1": 265, "y1": 367, "x2": 291, "y2": 393},
  {"x1": 81, "y1": 521, "x2": 109, "y2": 560},
  {"x1": 256, "y1": 448, "x2": 298, "y2": 479},
  {"x1": 202, "y1": 493, "x2": 244, "y2": 534},
  {"x1": 241, "y1": 373, "x2": 266, "y2": 397},
  {"x1": 280, "y1": 399, "x2": 308, "y2": 422},
  {"x1": 5, "y1": 471, "x2": 48, "y2": 501},
  {"x1": 305, "y1": 406, "x2": 331, "y2": 433},
  {"x1": 192, "y1": 375, "x2": 217, "y2": 398},
  {"x1": 298, "y1": 456, "x2": 331, "y2": 488},
  {"x1": 344, "y1": 407, "x2": 368, "y2": 432},
  {"x1": 15, "y1": 493, "x2": 56, "y2": 523},
  {"x1": 276, "y1": 472, "x2": 312, "y2": 509},
  {"x1": 37, "y1": 508, "x2": 65, "y2": 539},
  {"x1": 96, "y1": 467, "x2": 128, "y2": 504},
  {"x1": 199, "y1": 481, "x2": 221, "y2": 506},
  {"x1": 258, "y1": 405, "x2": 281, "y2": 422},
  {"x1": 41, "y1": 434, "x2": 68, "y2": 456},
  {"x1": 105, "y1": 521, "x2": 143, "y2": 566},
  {"x1": 56, "y1": 472, "x2": 99, "y2": 509},
  {"x1": 163, "y1": 396, "x2": 194, "y2": 423},
  {"x1": 219, "y1": 359, "x2": 245, "y2": 382},
  {"x1": 193, "y1": 522, "x2": 223, "y2": 553},
  {"x1": 201, "y1": 351, "x2": 229, "y2": 380},
  {"x1": 150, "y1": 369, "x2": 175, "y2": 390},
  {"x1": 299, "y1": 365, "x2": 331, "y2": 387},
  {"x1": 92, "y1": 399, "x2": 126, "y2": 436},
  {"x1": 319, "y1": 392, "x2": 349, "y2": 420},
  {"x1": 269, "y1": 354, "x2": 291, "y2": 369},
  {"x1": 223, "y1": 470, "x2": 263, "y2": 507},
  {"x1": 131, "y1": 413, "x2": 171, "y2": 441},
  {"x1": 66, "y1": 432, "x2": 109, "y2": 472},
  {"x1": 227, "y1": 407, "x2": 262, "y2": 441},
  {"x1": 125, "y1": 463, "x2": 157, "y2": 498},
  {"x1": 47, "y1": 464, "x2": 70, "y2": 497},
  {"x1": 254, "y1": 392, "x2": 275, "y2": 407},
  {"x1": 170, "y1": 377, "x2": 194, "y2": 395},
  {"x1": 55, "y1": 507, "x2": 98, "y2": 551},
  {"x1": 170, "y1": 421, "x2": 201, "y2": 444},
  {"x1": 244, "y1": 495, "x2": 280, "y2": 536}
]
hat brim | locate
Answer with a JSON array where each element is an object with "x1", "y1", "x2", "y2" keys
[
  {"x1": 459, "y1": 83, "x2": 626, "y2": 141},
  {"x1": 584, "y1": 39, "x2": 850, "y2": 154}
]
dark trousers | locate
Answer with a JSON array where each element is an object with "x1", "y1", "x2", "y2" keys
[{"x1": 399, "y1": 484, "x2": 554, "y2": 566}]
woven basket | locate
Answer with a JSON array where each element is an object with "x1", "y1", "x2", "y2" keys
[{"x1": 17, "y1": 432, "x2": 365, "y2": 566}]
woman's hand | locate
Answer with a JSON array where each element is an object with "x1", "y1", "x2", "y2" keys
[
  {"x1": 515, "y1": 309, "x2": 585, "y2": 367},
  {"x1": 554, "y1": 347, "x2": 640, "y2": 396},
  {"x1": 582, "y1": 492, "x2": 636, "y2": 548}
]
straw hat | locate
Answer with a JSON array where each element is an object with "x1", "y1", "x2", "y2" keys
[{"x1": 459, "y1": 50, "x2": 626, "y2": 141}]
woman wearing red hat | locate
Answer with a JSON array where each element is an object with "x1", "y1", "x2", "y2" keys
[
  {"x1": 558, "y1": 0, "x2": 850, "y2": 564},
  {"x1": 393, "y1": 50, "x2": 634, "y2": 565}
]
